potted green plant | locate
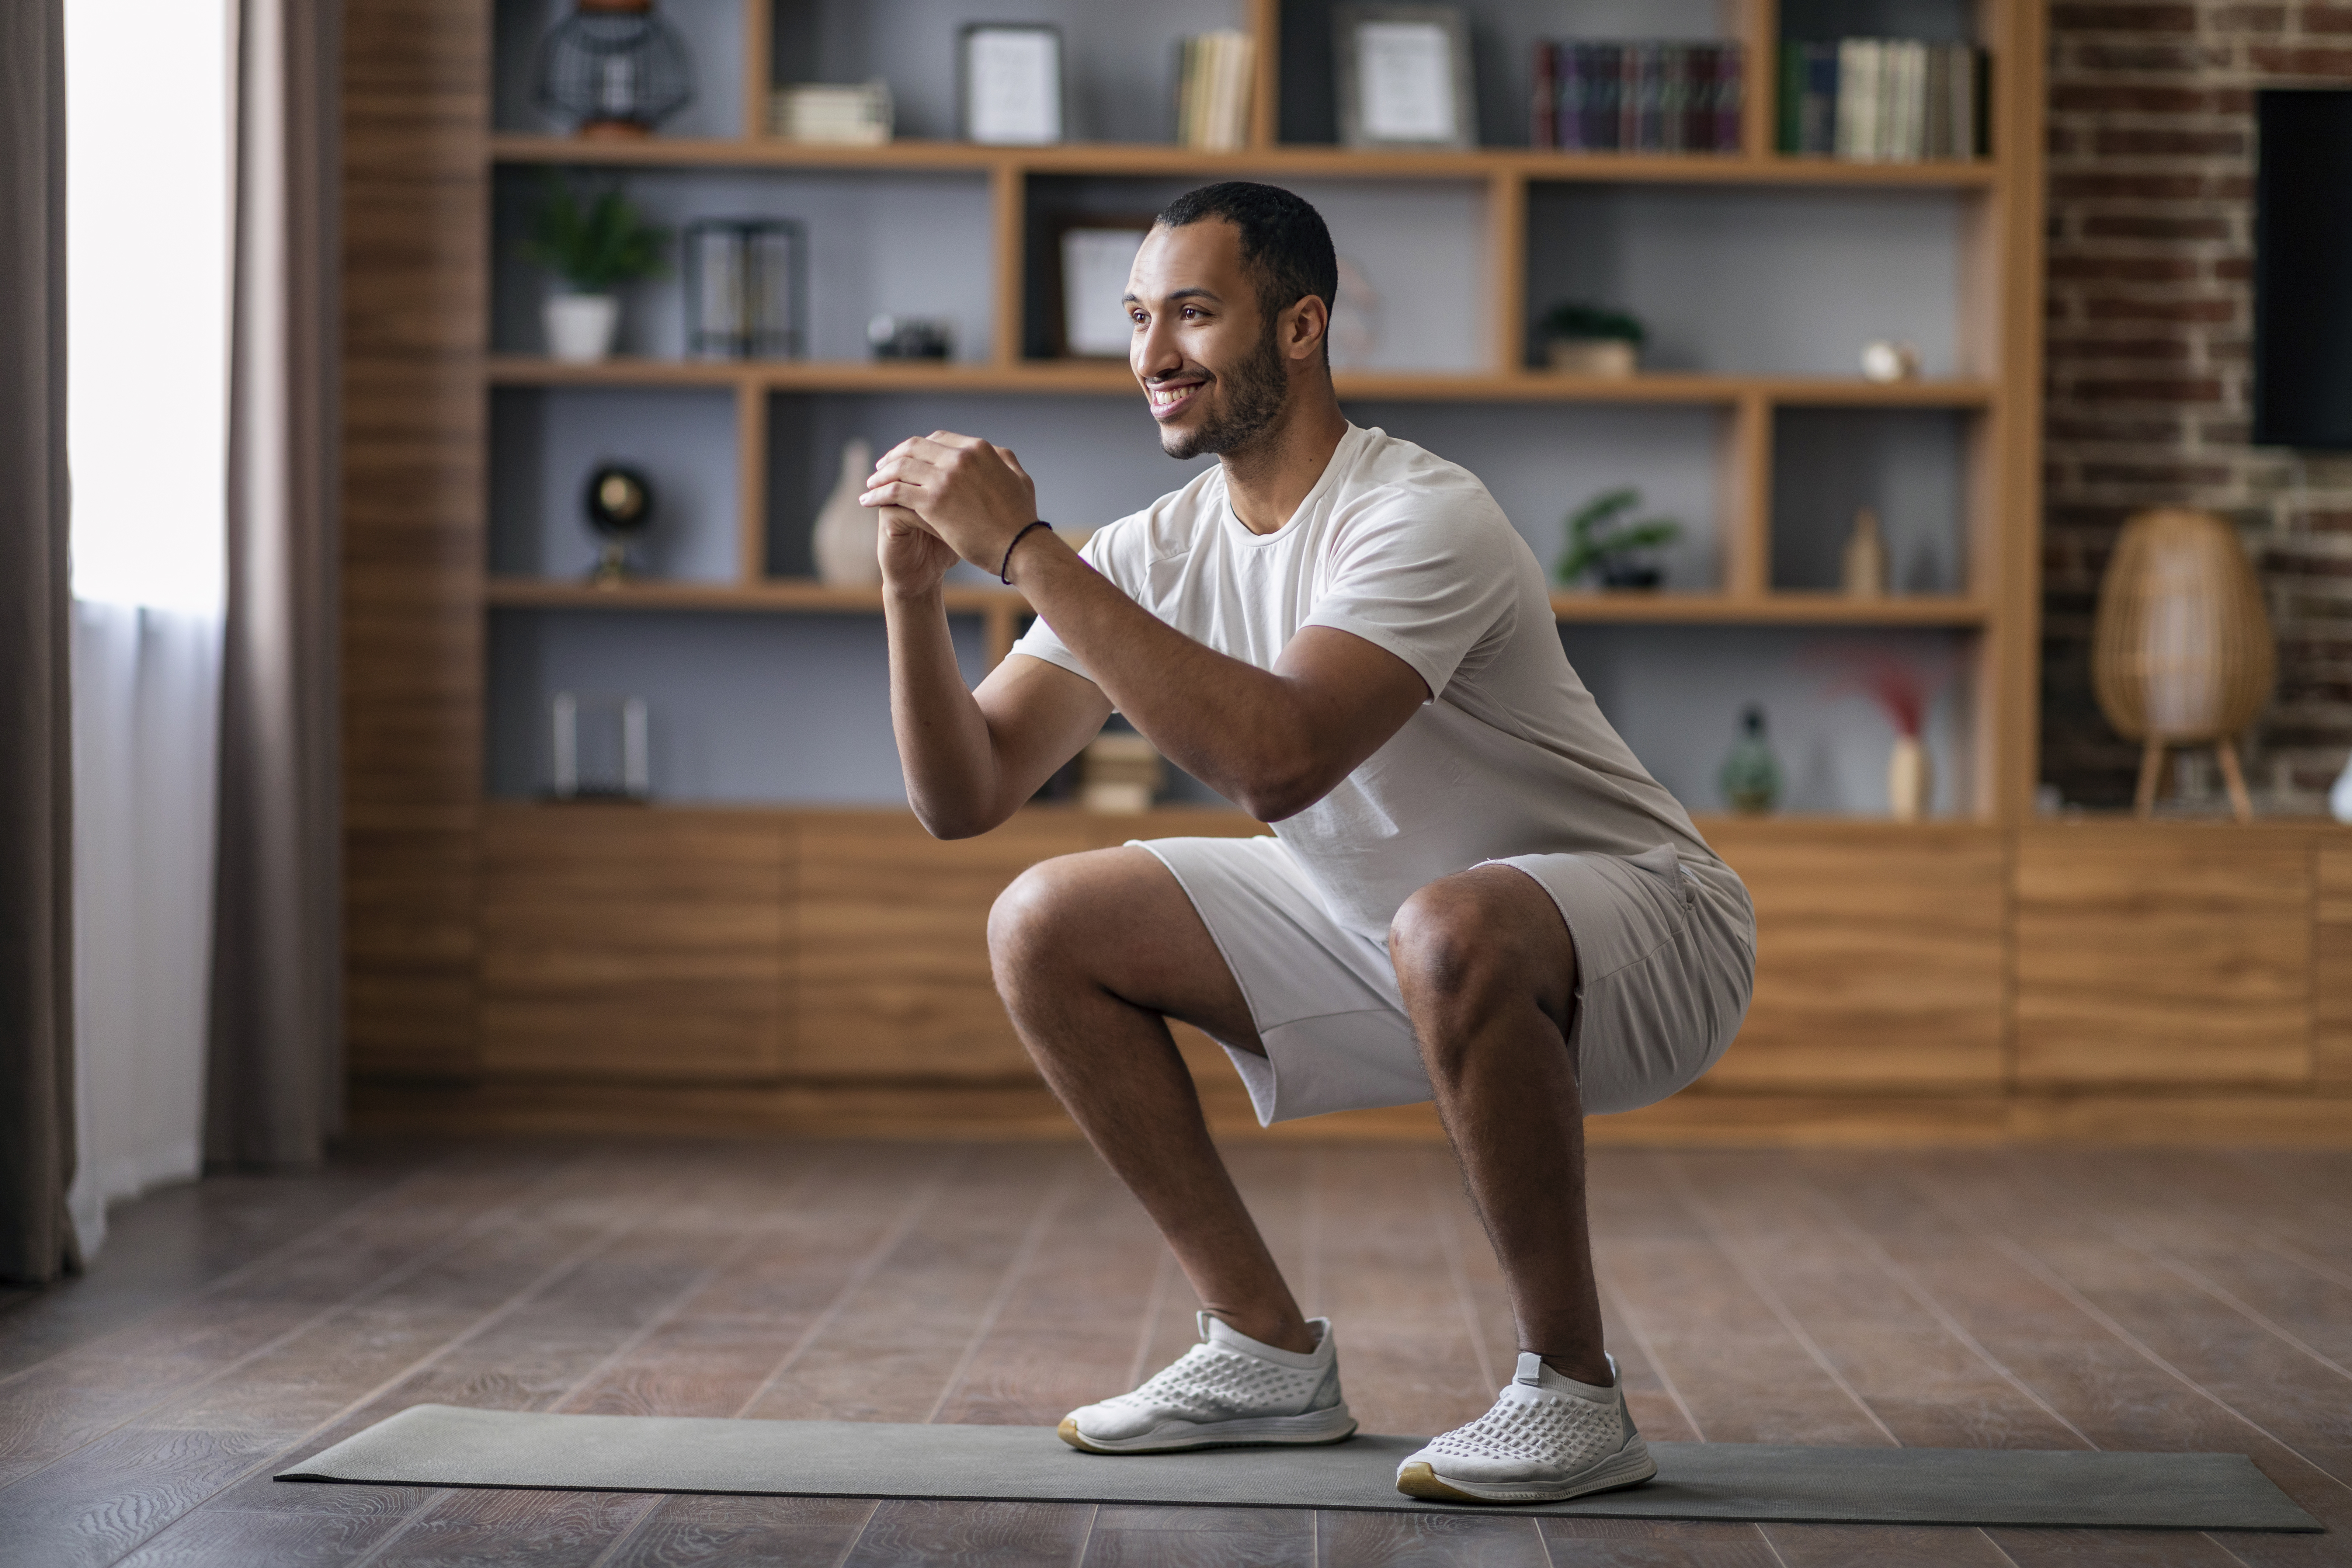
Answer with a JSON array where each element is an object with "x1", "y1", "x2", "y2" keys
[
  {"x1": 1538, "y1": 300, "x2": 1645, "y2": 378},
  {"x1": 522, "y1": 173, "x2": 671, "y2": 363},
  {"x1": 1556, "y1": 487, "x2": 1681, "y2": 591}
]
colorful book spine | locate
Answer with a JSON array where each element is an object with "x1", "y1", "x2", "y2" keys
[
  {"x1": 1531, "y1": 42, "x2": 1556, "y2": 149},
  {"x1": 1531, "y1": 40, "x2": 1744, "y2": 153}
]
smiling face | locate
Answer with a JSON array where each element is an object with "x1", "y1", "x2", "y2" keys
[{"x1": 1125, "y1": 218, "x2": 1311, "y2": 462}]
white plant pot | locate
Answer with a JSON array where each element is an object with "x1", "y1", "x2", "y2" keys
[
  {"x1": 1545, "y1": 338, "x2": 1637, "y2": 377},
  {"x1": 545, "y1": 294, "x2": 619, "y2": 363}
]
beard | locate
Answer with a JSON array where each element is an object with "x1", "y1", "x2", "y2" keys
[{"x1": 1157, "y1": 317, "x2": 1289, "y2": 461}]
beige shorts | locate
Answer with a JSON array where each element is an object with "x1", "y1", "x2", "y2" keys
[{"x1": 1137, "y1": 835, "x2": 1755, "y2": 1125}]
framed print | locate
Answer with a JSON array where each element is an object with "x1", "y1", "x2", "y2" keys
[
  {"x1": 1335, "y1": 5, "x2": 1475, "y2": 149},
  {"x1": 960, "y1": 23, "x2": 1064, "y2": 145},
  {"x1": 1052, "y1": 217, "x2": 1154, "y2": 357}
]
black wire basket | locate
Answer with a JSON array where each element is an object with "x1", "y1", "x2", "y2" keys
[{"x1": 533, "y1": 0, "x2": 695, "y2": 138}]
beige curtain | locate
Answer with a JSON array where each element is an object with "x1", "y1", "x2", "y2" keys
[
  {"x1": 0, "y1": 0, "x2": 81, "y2": 1284},
  {"x1": 206, "y1": 0, "x2": 342, "y2": 1167}
]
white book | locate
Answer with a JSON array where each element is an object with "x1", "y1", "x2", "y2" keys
[
  {"x1": 1891, "y1": 41, "x2": 1926, "y2": 161},
  {"x1": 1835, "y1": 39, "x2": 1878, "y2": 160},
  {"x1": 1206, "y1": 33, "x2": 1238, "y2": 150},
  {"x1": 1219, "y1": 32, "x2": 1257, "y2": 148}
]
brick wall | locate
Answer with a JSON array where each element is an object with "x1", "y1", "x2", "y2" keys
[{"x1": 2043, "y1": 0, "x2": 2352, "y2": 809}]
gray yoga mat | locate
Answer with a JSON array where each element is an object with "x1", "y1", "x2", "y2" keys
[{"x1": 277, "y1": 1405, "x2": 2320, "y2": 1530}]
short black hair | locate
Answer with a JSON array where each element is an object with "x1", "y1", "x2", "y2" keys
[{"x1": 1154, "y1": 182, "x2": 1338, "y2": 340}]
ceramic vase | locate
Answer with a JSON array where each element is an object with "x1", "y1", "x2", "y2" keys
[
  {"x1": 1842, "y1": 507, "x2": 1886, "y2": 598},
  {"x1": 812, "y1": 438, "x2": 880, "y2": 587},
  {"x1": 1888, "y1": 734, "x2": 1931, "y2": 822},
  {"x1": 545, "y1": 293, "x2": 619, "y2": 362}
]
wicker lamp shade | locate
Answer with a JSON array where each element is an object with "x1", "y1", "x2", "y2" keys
[{"x1": 2091, "y1": 507, "x2": 2275, "y2": 819}]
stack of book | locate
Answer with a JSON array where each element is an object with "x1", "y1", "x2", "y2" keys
[
  {"x1": 1529, "y1": 42, "x2": 1745, "y2": 153},
  {"x1": 1777, "y1": 40, "x2": 1987, "y2": 160},
  {"x1": 769, "y1": 81, "x2": 893, "y2": 145},
  {"x1": 1175, "y1": 31, "x2": 1255, "y2": 150}
]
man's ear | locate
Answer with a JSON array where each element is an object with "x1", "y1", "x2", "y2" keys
[{"x1": 1283, "y1": 294, "x2": 1331, "y2": 363}]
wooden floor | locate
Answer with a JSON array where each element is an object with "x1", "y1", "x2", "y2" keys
[{"x1": 1, "y1": 1140, "x2": 2346, "y2": 1566}]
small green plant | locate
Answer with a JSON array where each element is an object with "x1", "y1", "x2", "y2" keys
[
  {"x1": 1556, "y1": 487, "x2": 1681, "y2": 588},
  {"x1": 1539, "y1": 300, "x2": 1646, "y2": 345},
  {"x1": 522, "y1": 173, "x2": 670, "y2": 292}
]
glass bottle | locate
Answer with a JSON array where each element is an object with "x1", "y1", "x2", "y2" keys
[{"x1": 1720, "y1": 704, "x2": 1782, "y2": 815}]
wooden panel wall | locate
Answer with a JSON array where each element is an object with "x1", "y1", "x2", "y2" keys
[
  {"x1": 2014, "y1": 824, "x2": 2313, "y2": 1085},
  {"x1": 341, "y1": 0, "x2": 489, "y2": 1077},
  {"x1": 1704, "y1": 823, "x2": 2006, "y2": 1089}
]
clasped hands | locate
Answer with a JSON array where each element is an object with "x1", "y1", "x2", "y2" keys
[{"x1": 859, "y1": 431, "x2": 1043, "y2": 591}]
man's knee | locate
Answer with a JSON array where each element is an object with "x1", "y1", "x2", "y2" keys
[
  {"x1": 1387, "y1": 877, "x2": 1500, "y2": 1011},
  {"x1": 1388, "y1": 870, "x2": 1573, "y2": 1067},
  {"x1": 987, "y1": 854, "x2": 1092, "y2": 985}
]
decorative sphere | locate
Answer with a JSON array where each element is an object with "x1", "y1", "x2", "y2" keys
[{"x1": 584, "y1": 464, "x2": 654, "y2": 540}]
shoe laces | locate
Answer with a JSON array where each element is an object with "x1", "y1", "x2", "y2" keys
[{"x1": 1422, "y1": 1383, "x2": 1621, "y2": 1468}]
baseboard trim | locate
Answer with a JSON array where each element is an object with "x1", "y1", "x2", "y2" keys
[{"x1": 346, "y1": 1076, "x2": 2352, "y2": 1147}]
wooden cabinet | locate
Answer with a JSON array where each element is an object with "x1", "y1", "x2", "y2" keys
[
  {"x1": 425, "y1": 807, "x2": 2352, "y2": 1142},
  {"x1": 2014, "y1": 824, "x2": 2312, "y2": 1087},
  {"x1": 790, "y1": 812, "x2": 1089, "y2": 1079},
  {"x1": 1705, "y1": 822, "x2": 2005, "y2": 1090},
  {"x1": 2316, "y1": 847, "x2": 2352, "y2": 1085},
  {"x1": 479, "y1": 806, "x2": 789, "y2": 1080}
]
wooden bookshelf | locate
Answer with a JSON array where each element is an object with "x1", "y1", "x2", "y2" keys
[{"x1": 337, "y1": 0, "x2": 2246, "y2": 1144}]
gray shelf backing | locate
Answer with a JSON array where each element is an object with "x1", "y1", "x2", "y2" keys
[
  {"x1": 491, "y1": 166, "x2": 997, "y2": 364},
  {"x1": 1525, "y1": 184, "x2": 1965, "y2": 376},
  {"x1": 1561, "y1": 622, "x2": 1977, "y2": 817},
  {"x1": 487, "y1": 608, "x2": 992, "y2": 803},
  {"x1": 1771, "y1": 406, "x2": 1968, "y2": 595},
  {"x1": 491, "y1": 387, "x2": 740, "y2": 583}
]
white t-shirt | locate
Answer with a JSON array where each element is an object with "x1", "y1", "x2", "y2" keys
[{"x1": 1009, "y1": 423, "x2": 1743, "y2": 941}]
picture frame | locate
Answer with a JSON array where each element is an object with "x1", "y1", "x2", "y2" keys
[
  {"x1": 960, "y1": 22, "x2": 1065, "y2": 145},
  {"x1": 1053, "y1": 217, "x2": 1154, "y2": 358},
  {"x1": 1334, "y1": 4, "x2": 1476, "y2": 150}
]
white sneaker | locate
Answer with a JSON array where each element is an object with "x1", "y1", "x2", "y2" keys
[
  {"x1": 1394, "y1": 1353, "x2": 1656, "y2": 1503},
  {"x1": 1058, "y1": 1311, "x2": 1357, "y2": 1454}
]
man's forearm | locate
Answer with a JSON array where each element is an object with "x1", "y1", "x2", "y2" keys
[
  {"x1": 886, "y1": 586, "x2": 1008, "y2": 835},
  {"x1": 1012, "y1": 535, "x2": 1323, "y2": 819}
]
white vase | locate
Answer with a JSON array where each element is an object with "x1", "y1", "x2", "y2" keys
[
  {"x1": 812, "y1": 438, "x2": 879, "y2": 587},
  {"x1": 545, "y1": 293, "x2": 619, "y2": 363},
  {"x1": 2330, "y1": 753, "x2": 2352, "y2": 822},
  {"x1": 1888, "y1": 734, "x2": 1932, "y2": 822}
]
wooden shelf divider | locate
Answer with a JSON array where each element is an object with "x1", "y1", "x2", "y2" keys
[
  {"x1": 483, "y1": 355, "x2": 1999, "y2": 408},
  {"x1": 487, "y1": 133, "x2": 2000, "y2": 187},
  {"x1": 481, "y1": 576, "x2": 1991, "y2": 630}
]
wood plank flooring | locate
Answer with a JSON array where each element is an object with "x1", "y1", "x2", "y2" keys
[{"x1": 1, "y1": 1140, "x2": 2346, "y2": 1567}]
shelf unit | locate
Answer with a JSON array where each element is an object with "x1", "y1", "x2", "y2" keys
[
  {"x1": 337, "y1": 0, "x2": 2352, "y2": 1144},
  {"x1": 479, "y1": 0, "x2": 2043, "y2": 819}
]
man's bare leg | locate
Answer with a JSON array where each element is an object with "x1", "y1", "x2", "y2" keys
[
  {"x1": 1387, "y1": 865, "x2": 1610, "y2": 1388},
  {"x1": 989, "y1": 847, "x2": 1316, "y2": 1353}
]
